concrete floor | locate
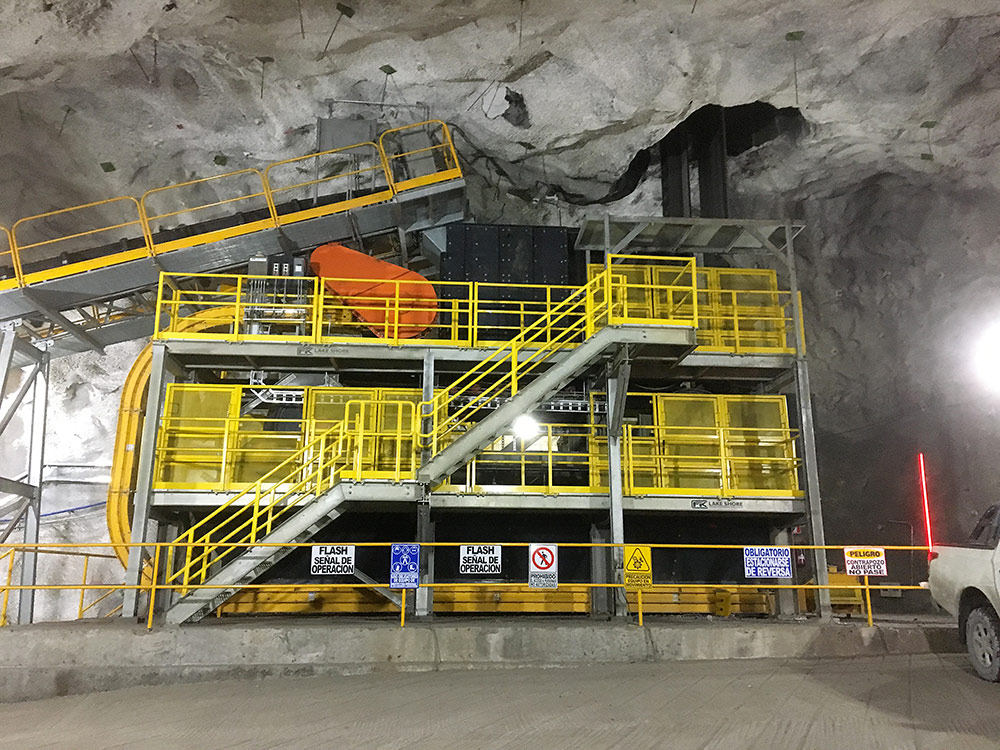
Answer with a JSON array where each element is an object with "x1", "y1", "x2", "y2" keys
[{"x1": 5, "y1": 654, "x2": 999, "y2": 749}]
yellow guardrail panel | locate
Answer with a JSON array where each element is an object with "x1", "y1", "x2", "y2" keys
[
  {"x1": 0, "y1": 541, "x2": 931, "y2": 629},
  {"x1": 13, "y1": 196, "x2": 152, "y2": 286},
  {"x1": 379, "y1": 119, "x2": 462, "y2": 193},
  {"x1": 0, "y1": 119, "x2": 472, "y2": 292},
  {"x1": 141, "y1": 168, "x2": 277, "y2": 255},
  {"x1": 0, "y1": 225, "x2": 20, "y2": 291},
  {"x1": 264, "y1": 141, "x2": 394, "y2": 227},
  {"x1": 161, "y1": 399, "x2": 418, "y2": 590}
]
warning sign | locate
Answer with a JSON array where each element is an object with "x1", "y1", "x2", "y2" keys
[
  {"x1": 743, "y1": 546, "x2": 793, "y2": 578},
  {"x1": 310, "y1": 544, "x2": 355, "y2": 575},
  {"x1": 624, "y1": 545, "x2": 653, "y2": 589},
  {"x1": 389, "y1": 543, "x2": 420, "y2": 589},
  {"x1": 528, "y1": 543, "x2": 558, "y2": 589},
  {"x1": 844, "y1": 547, "x2": 888, "y2": 577},
  {"x1": 460, "y1": 544, "x2": 502, "y2": 575}
]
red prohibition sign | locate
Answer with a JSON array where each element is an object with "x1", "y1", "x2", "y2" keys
[{"x1": 532, "y1": 546, "x2": 555, "y2": 570}]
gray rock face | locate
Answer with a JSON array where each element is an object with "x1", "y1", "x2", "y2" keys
[{"x1": 2, "y1": 1, "x2": 999, "y2": 551}]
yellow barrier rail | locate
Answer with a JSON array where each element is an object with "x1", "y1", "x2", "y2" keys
[
  {"x1": 0, "y1": 547, "x2": 123, "y2": 626},
  {"x1": 264, "y1": 141, "x2": 394, "y2": 225},
  {"x1": 423, "y1": 256, "x2": 697, "y2": 452},
  {"x1": 379, "y1": 120, "x2": 462, "y2": 192},
  {"x1": 0, "y1": 541, "x2": 931, "y2": 630},
  {"x1": 154, "y1": 271, "x2": 584, "y2": 348},
  {"x1": 3, "y1": 120, "x2": 461, "y2": 289},
  {"x1": 621, "y1": 424, "x2": 802, "y2": 496},
  {"x1": 13, "y1": 196, "x2": 153, "y2": 286},
  {"x1": 440, "y1": 423, "x2": 599, "y2": 495},
  {"x1": 0, "y1": 225, "x2": 20, "y2": 292},
  {"x1": 141, "y1": 168, "x2": 277, "y2": 255}
]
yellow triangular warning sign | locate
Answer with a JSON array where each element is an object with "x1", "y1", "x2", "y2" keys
[{"x1": 625, "y1": 545, "x2": 651, "y2": 573}]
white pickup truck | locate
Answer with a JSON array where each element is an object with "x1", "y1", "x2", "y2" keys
[{"x1": 929, "y1": 502, "x2": 1000, "y2": 681}]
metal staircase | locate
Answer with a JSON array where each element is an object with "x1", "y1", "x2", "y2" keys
[
  {"x1": 164, "y1": 484, "x2": 350, "y2": 625},
  {"x1": 163, "y1": 404, "x2": 376, "y2": 624},
  {"x1": 162, "y1": 260, "x2": 698, "y2": 624}
]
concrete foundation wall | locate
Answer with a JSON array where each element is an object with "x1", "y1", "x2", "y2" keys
[{"x1": 0, "y1": 619, "x2": 961, "y2": 703}]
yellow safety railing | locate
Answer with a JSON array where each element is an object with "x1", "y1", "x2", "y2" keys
[
  {"x1": 164, "y1": 400, "x2": 417, "y2": 591},
  {"x1": 264, "y1": 141, "x2": 394, "y2": 225},
  {"x1": 0, "y1": 549, "x2": 13, "y2": 626},
  {"x1": 379, "y1": 120, "x2": 462, "y2": 192},
  {"x1": 591, "y1": 262, "x2": 795, "y2": 354},
  {"x1": 439, "y1": 422, "x2": 602, "y2": 495},
  {"x1": 0, "y1": 547, "x2": 124, "y2": 626},
  {"x1": 0, "y1": 541, "x2": 932, "y2": 630},
  {"x1": 13, "y1": 197, "x2": 153, "y2": 286},
  {"x1": 696, "y1": 289, "x2": 796, "y2": 353},
  {"x1": 154, "y1": 271, "x2": 588, "y2": 348},
  {"x1": 423, "y1": 257, "x2": 697, "y2": 452},
  {"x1": 0, "y1": 225, "x2": 20, "y2": 292},
  {"x1": 141, "y1": 169, "x2": 277, "y2": 255},
  {"x1": 2, "y1": 120, "x2": 462, "y2": 289},
  {"x1": 620, "y1": 424, "x2": 802, "y2": 496}
]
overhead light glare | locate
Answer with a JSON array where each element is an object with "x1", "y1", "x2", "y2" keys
[{"x1": 511, "y1": 414, "x2": 540, "y2": 441}]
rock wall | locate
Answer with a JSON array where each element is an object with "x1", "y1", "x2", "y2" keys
[{"x1": 2, "y1": 1, "x2": 1000, "y2": 568}]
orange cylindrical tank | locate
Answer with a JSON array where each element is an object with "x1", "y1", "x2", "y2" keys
[{"x1": 309, "y1": 242, "x2": 437, "y2": 338}]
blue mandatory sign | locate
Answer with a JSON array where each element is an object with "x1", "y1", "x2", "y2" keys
[
  {"x1": 742, "y1": 546, "x2": 793, "y2": 579},
  {"x1": 389, "y1": 543, "x2": 420, "y2": 589}
]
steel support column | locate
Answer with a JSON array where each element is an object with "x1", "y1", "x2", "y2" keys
[
  {"x1": 122, "y1": 343, "x2": 172, "y2": 618},
  {"x1": 694, "y1": 105, "x2": 729, "y2": 219},
  {"x1": 16, "y1": 343, "x2": 48, "y2": 625},
  {"x1": 784, "y1": 220, "x2": 831, "y2": 617},
  {"x1": 606, "y1": 367, "x2": 628, "y2": 616},
  {"x1": 770, "y1": 527, "x2": 797, "y2": 616},
  {"x1": 589, "y1": 524, "x2": 610, "y2": 616},
  {"x1": 659, "y1": 129, "x2": 691, "y2": 218},
  {"x1": 416, "y1": 350, "x2": 435, "y2": 616}
]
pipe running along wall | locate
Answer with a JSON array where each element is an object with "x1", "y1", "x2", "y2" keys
[{"x1": 106, "y1": 307, "x2": 238, "y2": 569}]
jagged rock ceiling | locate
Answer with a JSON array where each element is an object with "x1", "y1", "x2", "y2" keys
[{"x1": 3, "y1": 0, "x2": 1000, "y2": 542}]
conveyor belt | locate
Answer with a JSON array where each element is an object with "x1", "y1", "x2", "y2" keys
[{"x1": 0, "y1": 120, "x2": 465, "y2": 358}]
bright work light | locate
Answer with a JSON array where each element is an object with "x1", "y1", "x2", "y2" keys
[
  {"x1": 511, "y1": 414, "x2": 540, "y2": 441},
  {"x1": 974, "y1": 322, "x2": 1000, "y2": 390}
]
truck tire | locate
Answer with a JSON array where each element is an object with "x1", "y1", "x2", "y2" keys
[{"x1": 966, "y1": 606, "x2": 1000, "y2": 682}]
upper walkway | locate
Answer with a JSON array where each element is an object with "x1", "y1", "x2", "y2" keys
[
  {"x1": 153, "y1": 254, "x2": 803, "y2": 361},
  {"x1": 0, "y1": 120, "x2": 464, "y2": 358}
]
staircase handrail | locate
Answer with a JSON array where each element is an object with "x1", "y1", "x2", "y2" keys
[
  {"x1": 165, "y1": 399, "x2": 414, "y2": 589},
  {"x1": 419, "y1": 269, "x2": 610, "y2": 451}
]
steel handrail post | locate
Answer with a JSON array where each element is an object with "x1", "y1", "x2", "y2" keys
[
  {"x1": 732, "y1": 290, "x2": 740, "y2": 353},
  {"x1": 77, "y1": 554, "x2": 91, "y2": 619},
  {"x1": 147, "y1": 545, "x2": 160, "y2": 631},
  {"x1": 547, "y1": 424, "x2": 554, "y2": 492},
  {"x1": 251, "y1": 484, "x2": 260, "y2": 543},
  {"x1": 0, "y1": 551, "x2": 13, "y2": 626},
  {"x1": 354, "y1": 412, "x2": 364, "y2": 477},
  {"x1": 864, "y1": 574, "x2": 873, "y2": 627},
  {"x1": 234, "y1": 275, "x2": 244, "y2": 339},
  {"x1": 312, "y1": 276, "x2": 322, "y2": 342},
  {"x1": 472, "y1": 282, "x2": 480, "y2": 346},
  {"x1": 395, "y1": 404, "x2": 404, "y2": 480},
  {"x1": 394, "y1": 279, "x2": 400, "y2": 344},
  {"x1": 604, "y1": 266, "x2": 613, "y2": 325},
  {"x1": 511, "y1": 342, "x2": 519, "y2": 395},
  {"x1": 689, "y1": 258, "x2": 698, "y2": 328}
]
